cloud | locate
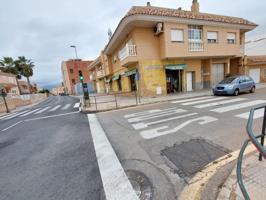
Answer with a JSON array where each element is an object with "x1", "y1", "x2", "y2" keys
[{"x1": 0, "y1": 0, "x2": 265, "y2": 88}]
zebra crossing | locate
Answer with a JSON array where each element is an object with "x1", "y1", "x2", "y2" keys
[
  {"x1": 124, "y1": 95, "x2": 266, "y2": 139},
  {"x1": 0, "y1": 103, "x2": 80, "y2": 121}
]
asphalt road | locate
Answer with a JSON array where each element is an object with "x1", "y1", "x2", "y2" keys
[
  {"x1": 0, "y1": 96, "x2": 103, "y2": 200},
  {"x1": 97, "y1": 88, "x2": 266, "y2": 199}
]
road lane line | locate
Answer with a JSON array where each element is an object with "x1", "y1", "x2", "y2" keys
[
  {"x1": 194, "y1": 98, "x2": 246, "y2": 108},
  {"x1": 73, "y1": 103, "x2": 80, "y2": 108},
  {"x1": 127, "y1": 109, "x2": 187, "y2": 123},
  {"x1": 61, "y1": 104, "x2": 71, "y2": 110},
  {"x1": 20, "y1": 108, "x2": 41, "y2": 117},
  {"x1": 49, "y1": 105, "x2": 61, "y2": 112},
  {"x1": 236, "y1": 108, "x2": 265, "y2": 119},
  {"x1": 1, "y1": 121, "x2": 23, "y2": 132},
  {"x1": 0, "y1": 112, "x2": 17, "y2": 120},
  {"x1": 3, "y1": 110, "x2": 30, "y2": 120},
  {"x1": 87, "y1": 114, "x2": 138, "y2": 200},
  {"x1": 171, "y1": 96, "x2": 213, "y2": 104},
  {"x1": 124, "y1": 107, "x2": 178, "y2": 119},
  {"x1": 132, "y1": 112, "x2": 198, "y2": 130},
  {"x1": 24, "y1": 111, "x2": 79, "y2": 121},
  {"x1": 182, "y1": 97, "x2": 228, "y2": 105},
  {"x1": 211, "y1": 100, "x2": 266, "y2": 113},
  {"x1": 34, "y1": 106, "x2": 51, "y2": 114}
]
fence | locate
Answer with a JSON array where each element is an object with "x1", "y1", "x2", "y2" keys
[
  {"x1": 85, "y1": 91, "x2": 140, "y2": 111},
  {"x1": 0, "y1": 93, "x2": 47, "y2": 113}
]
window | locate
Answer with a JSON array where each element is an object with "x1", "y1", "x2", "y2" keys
[
  {"x1": 227, "y1": 33, "x2": 236, "y2": 44},
  {"x1": 207, "y1": 31, "x2": 218, "y2": 43},
  {"x1": 71, "y1": 79, "x2": 75, "y2": 84},
  {"x1": 171, "y1": 29, "x2": 183, "y2": 42},
  {"x1": 69, "y1": 68, "x2": 74, "y2": 73},
  {"x1": 188, "y1": 25, "x2": 202, "y2": 40}
]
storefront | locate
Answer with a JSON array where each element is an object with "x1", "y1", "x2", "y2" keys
[
  {"x1": 165, "y1": 64, "x2": 187, "y2": 93},
  {"x1": 124, "y1": 69, "x2": 137, "y2": 91}
]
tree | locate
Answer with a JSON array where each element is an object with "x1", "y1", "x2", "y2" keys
[
  {"x1": 0, "y1": 57, "x2": 22, "y2": 95},
  {"x1": 16, "y1": 56, "x2": 34, "y2": 94}
]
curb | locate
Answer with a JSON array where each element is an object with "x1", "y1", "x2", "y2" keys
[{"x1": 179, "y1": 144, "x2": 256, "y2": 200}]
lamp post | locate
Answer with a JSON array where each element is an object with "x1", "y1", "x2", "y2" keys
[{"x1": 70, "y1": 45, "x2": 78, "y2": 59}]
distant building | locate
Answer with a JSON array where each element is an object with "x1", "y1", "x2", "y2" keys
[
  {"x1": 51, "y1": 85, "x2": 64, "y2": 95},
  {"x1": 0, "y1": 71, "x2": 20, "y2": 95},
  {"x1": 61, "y1": 59, "x2": 92, "y2": 95}
]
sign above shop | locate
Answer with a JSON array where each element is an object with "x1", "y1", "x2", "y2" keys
[
  {"x1": 124, "y1": 69, "x2": 137, "y2": 77},
  {"x1": 165, "y1": 64, "x2": 187, "y2": 70},
  {"x1": 112, "y1": 75, "x2": 120, "y2": 81}
]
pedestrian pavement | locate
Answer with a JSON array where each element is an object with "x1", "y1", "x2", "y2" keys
[
  {"x1": 83, "y1": 83, "x2": 266, "y2": 112},
  {"x1": 217, "y1": 152, "x2": 266, "y2": 200}
]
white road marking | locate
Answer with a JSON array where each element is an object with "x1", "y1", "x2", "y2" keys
[
  {"x1": 24, "y1": 111, "x2": 80, "y2": 121},
  {"x1": 62, "y1": 104, "x2": 71, "y2": 110},
  {"x1": 124, "y1": 107, "x2": 177, "y2": 119},
  {"x1": 132, "y1": 112, "x2": 198, "y2": 130},
  {"x1": 34, "y1": 106, "x2": 51, "y2": 114},
  {"x1": 182, "y1": 97, "x2": 228, "y2": 106},
  {"x1": 49, "y1": 105, "x2": 61, "y2": 112},
  {"x1": 3, "y1": 110, "x2": 30, "y2": 120},
  {"x1": 87, "y1": 114, "x2": 138, "y2": 200},
  {"x1": 0, "y1": 112, "x2": 17, "y2": 120},
  {"x1": 20, "y1": 108, "x2": 41, "y2": 117},
  {"x1": 1, "y1": 121, "x2": 23, "y2": 132},
  {"x1": 211, "y1": 100, "x2": 266, "y2": 113},
  {"x1": 171, "y1": 96, "x2": 213, "y2": 104},
  {"x1": 73, "y1": 103, "x2": 80, "y2": 108},
  {"x1": 127, "y1": 109, "x2": 187, "y2": 123},
  {"x1": 194, "y1": 98, "x2": 246, "y2": 108},
  {"x1": 140, "y1": 116, "x2": 218, "y2": 139},
  {"x1": 236, "y1": 108, "x2": 265, "y2": 119}
]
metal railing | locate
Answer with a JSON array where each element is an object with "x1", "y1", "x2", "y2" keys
[
  {"x1": 237, "y1": 105, "x2": 266, "y2": 200},
  {"x1": 188, "y1": 40, "x2": 204, "y2": 52},
  {"x1": 118, "y1": 44, "x2": 137, "y2": 60}
]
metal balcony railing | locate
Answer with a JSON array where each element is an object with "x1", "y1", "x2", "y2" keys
[
  {"x1": 118, "y1": 44, "x2": 137, "y2": 60},
  {"x1": 188, "y1": 40, "x2": 204, "y2": 52},
  {"x1": 237, "y1": 105, "x2": 266, "y2": 200}
]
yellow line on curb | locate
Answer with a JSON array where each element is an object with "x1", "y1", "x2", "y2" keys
[{"x1": 179, "y1": 144, "x2": 256, "y2": 200}]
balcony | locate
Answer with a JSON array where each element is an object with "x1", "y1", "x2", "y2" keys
[
  {"x1": 189, "y1": 40, "x2": 204, "y2": 52},
  {"x1": 96, "y1": 70, "x2": 105, "y2": 78},
  {"x1": 118, "y1": 44, "x2": 138, "y2": 67}
]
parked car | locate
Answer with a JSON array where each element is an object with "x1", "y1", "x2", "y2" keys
[{"x1": 212, "y1": 75, "x2": 256, "y2": 96}]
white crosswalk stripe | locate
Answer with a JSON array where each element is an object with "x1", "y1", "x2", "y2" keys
[
  {"x1": 171, "y1": 96, "x2": 213, "y2": 104},
  {"x1": 62, "y1": 104, "x2": 71, "y2": 110},
  {"x1": 34, "y1": 106, "x2": 51, "y2": 114},
  {"x1": 211, "y1": 100, "x2": 266, "y2": 113},
  {"x1": 124, "y1": 107, "x2": 177, "y2": 118},
  {"x1": 0, "y1": 112, "x2": 17, "y2": 120},
  {"x1": 3, "y1": 110, "x2": 30, "y2": 120},
  {"x1": 194, "y1": 98, "x2": 246, "y2": 108},
  {"x1": 182, "y1": 97, "x2": 228, "y2": 106},
  {"x1": 236, "y1": 108, "x2": 265, "y2": 119},
  {"x1": 20, "y1": 108, "x2": 41, "y2": 117},
  {"x1": 73, "y1": 103, "x2": 80, "y2": 108},
  {"x1": 49, "y1": 105, "x2": 61, "y2": 112}
]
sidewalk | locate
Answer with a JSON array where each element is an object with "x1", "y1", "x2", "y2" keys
[
  {"x1": 83, "y1": 90, "x2": 212, "y2": 112},
  {"x1": 217, "y1": 152, "x2": 266, "y2": 200}
]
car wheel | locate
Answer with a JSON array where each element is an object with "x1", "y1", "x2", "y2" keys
[
  {"x1": 234, "y1": 89, "x2": 239, "y2": 96},
  {"x1": 250, "y1": 86, "x2": 255, "y2": 93}
]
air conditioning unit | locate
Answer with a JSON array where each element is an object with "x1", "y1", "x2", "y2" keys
[{"x1": 154, "y1": 22, "x2": 164, "y2": 36}]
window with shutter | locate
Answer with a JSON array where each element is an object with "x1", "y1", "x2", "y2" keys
[
  {"x1": 171, "y1": 29, "x2": 184, "y2": 42},
  {"x1": 207, "y1": 32, "x2": 218, "y2": 43},
  {"x1": 227, "y1": 33, "x2": 236, "y2": 44}
]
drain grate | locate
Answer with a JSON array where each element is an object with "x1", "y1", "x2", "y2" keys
[{"x1": 162, "y1": 138, "x2": 230, "y2": 177}]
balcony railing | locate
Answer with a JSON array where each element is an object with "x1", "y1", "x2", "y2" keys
[
  {"x1": 96, "y1": 70, "x2": 105, "y2": 78},
  {"x1": 189, "y1": 40, "x2": 204, "y2": 52},
  {"x1": 118, "y1": 44, "x2": 137, "y2": 61}
]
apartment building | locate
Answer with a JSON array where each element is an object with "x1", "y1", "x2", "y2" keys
[
  {"x1": 61, "y1": 59, "x2": 92, "y2": 94},
  {"x1": 244, "y1": 56, "x2": 266, "y2": 83},
  {"x1": 97, "y1": 0, "x2": 257, "y2": 96},
  {"x1": 0, "y1": 71, "x2": 20, "y2": 95}
]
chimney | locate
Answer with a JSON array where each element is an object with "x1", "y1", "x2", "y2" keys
[
  {"x1": 191, "y1": 0, "x2": 200, "y2": 13},
  {"x1": 147, "y1": 2, "x2": 151, "y2": 6}
]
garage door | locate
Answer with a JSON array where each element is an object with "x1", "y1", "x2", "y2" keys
[
  {"x1": 249, "y1": 68, "x2": 260, "y2": 83},
  {"x1": 212, "y1": 64, "x2": 224, "y2": 85}
]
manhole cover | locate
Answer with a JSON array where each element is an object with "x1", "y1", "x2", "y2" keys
[
  {"x1": 162, "y1": 138, "x2": 230, "y2": 177},
  {"x1": 126, "y1": 170, "x2": 153, "y2": 200}
]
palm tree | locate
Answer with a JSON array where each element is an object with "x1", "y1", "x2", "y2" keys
[
  {"x1": 0, "y1": 57, "x2": 22, "y2": 94},
  {"x1": 15, "y1": 56, "x2": 34, "y2": 94}
]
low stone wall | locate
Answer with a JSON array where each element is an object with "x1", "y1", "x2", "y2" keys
[{"x1": 0, "y1": 94, "x2": 47, "y2": 113}]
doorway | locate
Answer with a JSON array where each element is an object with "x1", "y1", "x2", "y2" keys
[
  {"x1": 186, "y1": 72, "x2": 195, "y2": 92},
  {"x1": 212, "y1": 63, "x2": 224, "y2": 86},
  {"x1": 129, "y1": 74, "x2": 137, "y2": 91},
  {"x1": 166, "y1": 69, "x2": 183, "y2": 93}
]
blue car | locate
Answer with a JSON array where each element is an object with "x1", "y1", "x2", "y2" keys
[{"x1": 212, "y1": 75, "x2": 256, "y2": 96}]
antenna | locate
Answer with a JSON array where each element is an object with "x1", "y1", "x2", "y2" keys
[{"x1": 108, "y1": 28, "x2": 113, "y2": 40}]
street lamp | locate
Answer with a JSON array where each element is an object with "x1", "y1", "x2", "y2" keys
[{"x1": 70, "y1": 45, "x2": 78, "y2": 59}]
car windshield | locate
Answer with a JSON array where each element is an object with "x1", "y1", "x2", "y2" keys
[{"x1": 220, "y1": 77, "x2": 237, "y2": 84}]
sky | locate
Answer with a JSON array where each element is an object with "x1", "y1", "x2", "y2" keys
[{"x1": 0, "y1": 0, "x2": 265, "y2": 89}]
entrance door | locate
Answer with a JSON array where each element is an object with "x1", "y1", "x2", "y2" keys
[
  {"x1": 186, "y1": 72, "x2": 193, "y2": 92},
  {"x1": 166, "y1": 69, "x2": 182, "y2": 93},
  {"x1": 212, "y1": 64, "x2": 224, "y2": 85},
  {"x1": 129, "y1": 74, "x2": 136, "y2": 91},
  {"x1": 249, "y1": 68, "x2": 260, "y2": 83}
]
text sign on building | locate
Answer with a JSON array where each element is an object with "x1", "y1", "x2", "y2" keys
[{"x1": 165, "y1": 64, "x2": 187, "y2": 70}]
